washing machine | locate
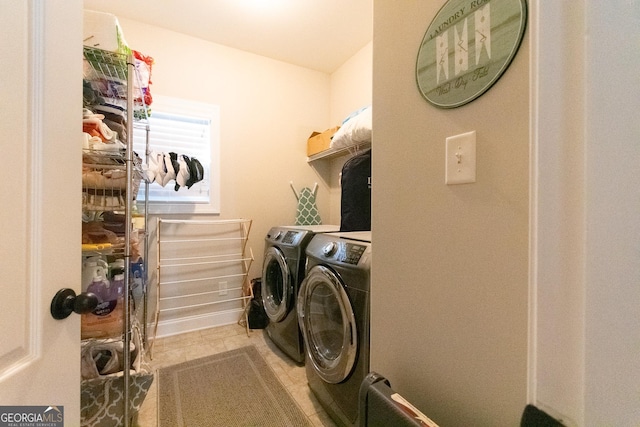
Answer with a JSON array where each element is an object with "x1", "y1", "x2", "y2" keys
[
  {"x1": 297, "y1": 231, "x2": 372, "y2": 427},
  {"x1": 262, "y1": 225, "x2": 340, "y2": 363}
]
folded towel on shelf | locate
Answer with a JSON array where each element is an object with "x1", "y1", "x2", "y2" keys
[{"x1": 83, "y1": 117, "x2": 116, "y2": 142}]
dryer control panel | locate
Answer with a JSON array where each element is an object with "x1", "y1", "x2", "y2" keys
[
  {"x1": 323, "y1": 242, "x2": 367, "y2": 265},
  {"x1": 341, "y1": 243, "x2": 366, "y2": 265}
]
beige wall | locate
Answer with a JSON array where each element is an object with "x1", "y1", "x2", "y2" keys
[
  {"x1": 330, "y1": 41, "x2": 373, "y2": 126},
  {"x1": 371, "y1": 3, "x2": 529, "y2": 426}
]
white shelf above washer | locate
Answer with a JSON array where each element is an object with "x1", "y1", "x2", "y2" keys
[{"x1": 306, "y1": 141, "x2": 371, "y2": 163}]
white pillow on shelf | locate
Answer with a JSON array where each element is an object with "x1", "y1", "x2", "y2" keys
[{"x1": 330, "y1": 105, "x2": 372, "y2": 149}]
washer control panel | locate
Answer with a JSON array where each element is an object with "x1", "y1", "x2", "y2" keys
[
  {"x1": 267, "y1": 229, "x2": 301, "y2": 245},
  {"x1": 282, "y1": 231, "x2": 299, "y2": 244}
]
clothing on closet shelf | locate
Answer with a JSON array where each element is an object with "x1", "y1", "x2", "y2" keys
[
  {"x1": 82, "y1": 108, "x2": 126, "y2": 152},
  {"x1": 92, "y1": 100, "x2": 128, "y2": 142},
  {"x1": 81, "y1": 105, "x2": 144, "y2": 211}
]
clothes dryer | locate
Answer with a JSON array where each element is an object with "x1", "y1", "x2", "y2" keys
[
  {"x1": 297, "y1": 231, "x2": 372, "y2": 427},
  {"x1": 262, "y1": 225, "x2": 339, "y2": 363}
]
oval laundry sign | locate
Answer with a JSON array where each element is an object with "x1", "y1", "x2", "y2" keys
[{"x1": 416, "y1": 0, "x2": 527, "y2": 109}]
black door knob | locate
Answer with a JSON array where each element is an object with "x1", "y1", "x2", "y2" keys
[{"x1": 50, "y1": 288, "x2": 99, "y2": 320}]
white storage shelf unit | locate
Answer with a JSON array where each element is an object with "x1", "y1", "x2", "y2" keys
[
  {"x1": 81, "y1": 45, "x2": 151, "y2": 427},
  {"x1": 152, "y1": 218, "x2": 253, "y2": 342}
]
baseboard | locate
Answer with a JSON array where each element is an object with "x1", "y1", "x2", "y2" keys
[{"x1": 152, "y1": 308, "x2": 245, "y2": 339}]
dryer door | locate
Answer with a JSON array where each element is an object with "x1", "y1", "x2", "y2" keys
[
  {"x1": 262, "y1": 246, "x2": 292, "y2": 323},
  {"x1": 298, "y1": 265, "x2": 357, "y2": 384}
]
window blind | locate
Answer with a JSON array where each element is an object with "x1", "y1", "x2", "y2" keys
[{"x1": 132, "y1": 95, "x2": 220, "y2": 213}]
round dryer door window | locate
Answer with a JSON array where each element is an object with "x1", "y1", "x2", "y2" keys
[
  {"x1": 299, "y1": 265, "x2": 357, "y2": 384},
  {"x1": 261, "y1": 247, "x2": 292, "y2": 323}
]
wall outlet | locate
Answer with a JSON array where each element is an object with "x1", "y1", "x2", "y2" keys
[{"x1": 219, "y1": 281, "x2": 228, "y2": 296}]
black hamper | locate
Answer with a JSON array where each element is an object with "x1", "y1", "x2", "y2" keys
[{"x1": 247, "y1": 278, "x2": 269, "y2": 329}]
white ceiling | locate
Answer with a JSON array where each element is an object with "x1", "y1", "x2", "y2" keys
[{"x1": 83, "y1": 0, "x2": 373, "y2": 74}]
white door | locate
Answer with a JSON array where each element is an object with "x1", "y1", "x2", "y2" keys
[{"x1": 0, "y1": 0, "x2": 82, "y2": 423}]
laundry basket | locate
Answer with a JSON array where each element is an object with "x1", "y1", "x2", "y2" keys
[{"x1": 80, "y1": 322, "x2": 153, "y2": 426}]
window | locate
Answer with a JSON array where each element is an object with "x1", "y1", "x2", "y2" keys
[{"x1": 134, "y1": 95, "x2": 220, "y2": 214}]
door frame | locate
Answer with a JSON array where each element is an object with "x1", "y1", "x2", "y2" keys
[{"x1": 528, "y1": 1, "x2": 640, "y2": 425}]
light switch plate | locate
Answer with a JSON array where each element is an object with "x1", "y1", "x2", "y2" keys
[{"x1": 445, "y1": 131, "x2": 476, "y2": 184}]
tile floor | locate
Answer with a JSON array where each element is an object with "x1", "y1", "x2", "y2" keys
[{"x1": 135, "y1": 323, "x2": 337, "y2": 427}]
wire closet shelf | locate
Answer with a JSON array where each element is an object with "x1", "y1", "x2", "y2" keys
[{"x1": 82, "y1": 46, "x2": 151, "y2": 427}]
